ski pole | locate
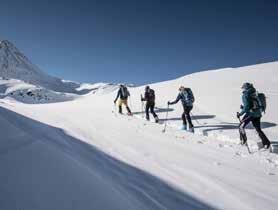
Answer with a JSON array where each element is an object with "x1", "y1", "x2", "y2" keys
[
  {"x1": 141, "y1": 94, "x2": 144, "y2": 118},
  {"x1": 237, "y1": 115, "x2": 251, "y2": 154},
  {"x1": 129, "y1": 95, "x2": 133, "y2": 110},
  {"x1": 162, "y1": 104, "x2": 170, "y2": 133},
  {"x1": 113, "y1": 102, "x2": 117, "y2": 117}
]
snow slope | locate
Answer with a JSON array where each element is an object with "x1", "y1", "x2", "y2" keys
[
  {"x1": 1, "y1": 62, "x2": 278, "y2": 210},
  {"x1": 136, "y1": 62, "x2": 278, "y2": 147}
]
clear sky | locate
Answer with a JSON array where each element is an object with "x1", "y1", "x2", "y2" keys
[{"x1": 1, "y1": 0, "x2": 278, "y2": 85}]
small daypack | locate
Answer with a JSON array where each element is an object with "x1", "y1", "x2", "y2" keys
[{"x1": 181, "y1": 88, "x2": 195, "y2": 105}]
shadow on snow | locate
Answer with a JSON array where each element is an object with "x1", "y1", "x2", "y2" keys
[
  {"x1": 0, "y1": 106, "x2": 217, "y2": 210},
  {"x1": 159, "y1": 115, "x2": 216, "y2": 123},
  {"x1": 195, "y1": 121, "x2": 277, "y2": 134},
  {"x1": 132, "y1": 107, "x2": 174, "y2": 115}
]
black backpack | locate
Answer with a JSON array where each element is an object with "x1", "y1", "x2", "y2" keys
[
  {"x1": 120, "y1": 86, "x2": 129, "y2": 98},
  {"x1": 148, "y1": 89, "x2": 155, "y2": 101},
  {"x1": 181, "y1": 88, "x2": 195, "y2": 104},
  {"x1": 250, "y1": 92, "x2": 267, "y2": 113},
  {"x1": 257, "y1": 93, "x2": 267, "y2": 113}
]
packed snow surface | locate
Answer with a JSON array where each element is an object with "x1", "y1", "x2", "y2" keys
[{"x1": 1, "y1": 61, "x2": 278, "y2": 210}]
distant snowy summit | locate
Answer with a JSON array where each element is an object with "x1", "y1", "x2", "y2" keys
[{"x1": 0, "y1": 40, "x2": 90, "y2": 94}]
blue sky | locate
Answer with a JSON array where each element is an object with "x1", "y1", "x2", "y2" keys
[{"x1": 1, "y1": 0, "x2": 278, "y2": 85}]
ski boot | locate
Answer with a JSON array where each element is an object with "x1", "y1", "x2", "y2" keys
[
  {"x1": 181, "y1": 124, "x2": 187, "y2": 131},
  {"x1": 155, "y1": 116, "x2": 159, "y2": 123},
  {"x1": 188, "y1": 127, "x2": 195, "y2": 133}
]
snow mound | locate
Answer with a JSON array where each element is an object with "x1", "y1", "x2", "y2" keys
[{"x1": 0, "y1": 78, "x2": 75, "y2": 104}]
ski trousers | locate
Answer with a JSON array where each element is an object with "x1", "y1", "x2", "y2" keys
[
  {"x1": 239, "y1": 115, "x2": 270, "y2": 146},
  {"x1": 145, "y1": 101, "x2": 158, "y2": 120},
  {"x1": 182, "y1": 105, "x2": 193, "y2": 128}
]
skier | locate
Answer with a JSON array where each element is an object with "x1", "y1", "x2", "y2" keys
[
  {"x1": 168, "y1": 86, "x2": 195, "y2": 132},
  {"x1": 114, "y1": 84, "x2": 132, "y2": 115},
  {"x1": 237, "y1": 82, "x2": 271, "y2": 149},
  {"x1": 141, "y1": 86, "x2": 159, "y2": 123}
]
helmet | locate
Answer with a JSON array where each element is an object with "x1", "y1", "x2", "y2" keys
[
  {"x1": 145, "y1": 85, "x2": 150, "y2": 91},
  {"x1": 241, "y1": 82, "x2": 253, "y2": 90}
]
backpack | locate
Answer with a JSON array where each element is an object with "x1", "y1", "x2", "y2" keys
[
  {"x1": 257, "y1": 93, "x2": 267, "y2": 113},
  {"x1": 181, "y1": 88, "x2": 195, "y2": 105},
  {"x1": 148, "y1": 89, "x2": 155, "y2": 101},
  {"x1": 120, "y1": 86, "x2": 129, "y2": 98},
  {"x1": 250, "y1": 92, "x2": 267, "y2": 113}
]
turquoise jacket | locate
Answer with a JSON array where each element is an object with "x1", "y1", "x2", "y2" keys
[{"x1": 239, "y1": 87, "x2": 261, "y2": 118}]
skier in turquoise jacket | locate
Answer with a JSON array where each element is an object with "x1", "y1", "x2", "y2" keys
[{"x1": 237, "y1": 83, "x2": 270, "y2": 149}]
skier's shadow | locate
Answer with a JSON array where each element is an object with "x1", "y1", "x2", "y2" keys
[
  {"x1": 159, "y1": 115, "x2": 216, "y2": 123},
  {"x1": 132, "y1": 107, "x2": 174, "y2": 115},
  {"x1": 195, "y1": 121, "x2": 277, "y2": 136}
]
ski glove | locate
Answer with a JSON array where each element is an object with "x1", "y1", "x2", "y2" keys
[
  {"x1": 114, "y1": 100, "x2": 117, "y2": 104},
  {"x1": 236, "y1": 112, "x2": 241, "y2": 119}
]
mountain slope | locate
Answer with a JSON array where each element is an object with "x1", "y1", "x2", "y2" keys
[
  {"x1": 0, "y1": 40, "x2": 87, "y2": 93},
  {"x1": 146, "y1": 61, "x2": 278, "y2": 144}
]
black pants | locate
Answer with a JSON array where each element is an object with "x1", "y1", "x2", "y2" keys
[
  {"x1": 145, "y1": 102, "x2": 157, "y2": 120},
  {"x1": 182, "y1": 106, "x2": 193, "y2": 128},
  {"x1": 239, "y1": 115, "x2": 270, "y2": 146}
]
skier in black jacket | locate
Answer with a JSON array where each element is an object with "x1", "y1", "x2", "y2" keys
[
  {"x1": 114, "y1": 84, "x2": 132, "y2": 115},
  {"x1": 141, "y1": 86, "x2": 159, "y2": 123}
]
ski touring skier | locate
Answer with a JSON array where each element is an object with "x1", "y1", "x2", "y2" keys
[
  {"x1": 168, "y1": 86, "x2": 195, "y2": 133},
  {"x1": 114, "y1": 84, "x2": 132, "y2": 115},
  {"x1": 237, "y1": 82, "x2": 271, "y2": 149},
  {"x1": 141, "y1": 86, "x2": 159, "y2": 123}
]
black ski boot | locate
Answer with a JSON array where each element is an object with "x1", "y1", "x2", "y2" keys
[
  {"x1": 119, "y1": 106, "x2": 122, "y2": 114},
  {"x1": 155, "y1": 116, "x2": 159, "y2": 123}
]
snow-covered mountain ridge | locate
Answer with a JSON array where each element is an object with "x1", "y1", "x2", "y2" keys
[{"x1": 0, "y1": 40, "x2": 90, "y2": 94}]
